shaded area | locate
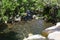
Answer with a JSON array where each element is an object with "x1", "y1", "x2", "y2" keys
[
  {"x1": 0, "y1": 23, "x2": 18, "y2": 40},
  {"x1": 0, "y1": 31, "x2": 18, "y2": 40},
  {"x1": 0, "y1": 23, "x2": 8, "y2": 32}
]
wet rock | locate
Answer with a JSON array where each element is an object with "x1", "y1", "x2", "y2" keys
[
  {"x1": 42, "y1": 22, "x2": 60, "y2": 37},
  {"x1": 48, "y1": 31, "x2": 60, "y2": 40},
  {"x1": 23, "y1": 34, "x2": 46, "y2": 40}
]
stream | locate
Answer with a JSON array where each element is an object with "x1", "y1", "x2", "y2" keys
[{"x1": 11, "y1": 18, "x2": 54, "y2": 40}]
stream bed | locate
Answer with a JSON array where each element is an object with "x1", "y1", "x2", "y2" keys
[{"x1": 11, "y1": 18, "x2": 54, "y2": 40}]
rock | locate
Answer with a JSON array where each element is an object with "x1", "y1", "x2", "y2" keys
[
  {"x1": 14, "y1": 16, "x2": 21, "y2": 22},
  {"x1": 32, "y1": 15, "x2": 39, "y2": 20},
  {"x1": 32, "y1": 15, "x2": 36, "y2": 19},
  {"x1": 23, "y1": 37, "x2": 28, "y2": 40},
  {"x1": 35, "y1": 17, "x2": 39, "y2": 20},
  {"x1": 23, "y1": 34, "x2": 46, "y2": 40},
  {"x1": 5, "y1": 21, "x2": 7, "y2": 24},
  {"x1": 48, "y1": 31, "x2": 60, "y2": 40},
  {"x1": 42, "y1": 22, "x2": 60, "y2": 37}
]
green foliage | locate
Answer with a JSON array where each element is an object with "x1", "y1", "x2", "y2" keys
[
  {"x1": 0, "y1": 0, "x2": 60, "y2": 22},
  {"x1": 57, "y1": 9, "x2": 60, "y2": 17},
  {"x1": 2, "y1": 16, "x2": 8, "y2": 21},
  {"x1": 2, "y1": 0, "x2": 19, "y2": 10}
]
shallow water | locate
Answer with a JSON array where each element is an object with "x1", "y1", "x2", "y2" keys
[{"x1": 10, "y1": 18, "x2": 54, "y2": 40}]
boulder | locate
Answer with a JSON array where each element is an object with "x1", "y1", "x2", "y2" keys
[
  {"x1": 23, "y1": 34, "x2": 46, "y2": 40},
  {"x1": 48, "y1": 31, "x2": 60, "y2": 40},
  {"x1": 42, "y1": 22, "x2": 60, "y2": 37}
]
